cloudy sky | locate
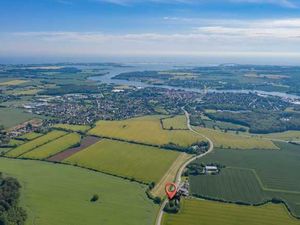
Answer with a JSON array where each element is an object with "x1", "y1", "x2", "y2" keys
[{"x1": 0, "y1": 0, "x2": 300, "y2": 63}]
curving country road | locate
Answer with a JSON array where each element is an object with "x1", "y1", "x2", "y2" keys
[{"x1": 155, "y1": 108, "x2": 214, "y2": 225}]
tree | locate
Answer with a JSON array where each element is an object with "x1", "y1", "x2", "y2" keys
[{"x1": 90, "y1": 194, "x2": 99, "y2": 202}]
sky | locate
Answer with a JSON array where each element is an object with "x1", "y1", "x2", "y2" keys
[{"x1": 0, "y1": 0, "x2": 300, "y2": 64}]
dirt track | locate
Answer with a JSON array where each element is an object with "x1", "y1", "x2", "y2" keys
[{"x1": 47, "y1": 136, "x2": 100, "y2": 162}]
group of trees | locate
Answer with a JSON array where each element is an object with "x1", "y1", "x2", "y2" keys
[
  {"x1": 163, "y1": 141, "x2": 209, "y2": 155},
  {"x1": 206, "y1": 111, "x2": 300, "y2": 134},
  {"x1": 0, "y1": 126, "x2": 9, "y2": 146},
  {"x1": 0, "y1": 173, "x2": 27, "y2": 225}
]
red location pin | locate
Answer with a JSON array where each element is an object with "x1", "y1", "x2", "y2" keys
[{"x1": 165, "y1": 182, "x2": 177, "y2": 200}]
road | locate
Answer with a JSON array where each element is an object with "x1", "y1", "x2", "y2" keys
[{"x1": 154, "y1": 107, "x2": 214, "y2": 225}]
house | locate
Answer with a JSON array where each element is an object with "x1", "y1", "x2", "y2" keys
[{"x1": 205, "y1": 166, "x2": 219, "y2": 174}]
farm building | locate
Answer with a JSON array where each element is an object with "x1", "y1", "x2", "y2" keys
[{"x1": 204, "y1": 166, "x2": 219, "y2": 174}]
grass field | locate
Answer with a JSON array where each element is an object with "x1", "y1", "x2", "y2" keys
[
  {"x1": 0, "y1": 79, "x2": 28, "y2": 86},
  {"x1": 161, "y1": 116, "x2": 188, "y2": 130},
  {"x1": 64, "y1": 139, "x2": 181, "y2": 183},
  {"x1": 0, "y1": 158, "x2": 158, "y2": 225},
  {"x1": 6, "y1": 130, "x2": 67, "y2": 157},
  {"x1": 190, "y1": 142, "x2": 300, "y2": 217},
  {"x1": 194, "y1": 126, "x2": 278, "y2": 149},
  {"x1": 0, "y1": 147, "x2": 11, "y2": 154},
  {"x1": 0, "y1": 107, "x2": 36, "y2": 129},
  {"x1": 13, "y1": 89, "x2": 41, "y2": 96},
  {"x1": 261, "y1": 131, "x2": 300, "y2": 142},
  {"x1": 53, "y1": 124, "x2": 91, "y2": 132},
  {"x1": 21, "y1": 133, "x2": 81, "y2": 159},
  {"x1": 18, "y1": 132, "x2": 43, "y2": 140},
  {"x1": 151, "y1": 153, "x2": 192, "y2": 197},
  {"x1": 7, "y1": 139, "x2": 25, "y2": 146},
  {"x1": 163, "y1": 199, "x2": 300, "y2": 225},
  {"x1": 89, "y1": 116, "x2": 204, "y2": 147}
]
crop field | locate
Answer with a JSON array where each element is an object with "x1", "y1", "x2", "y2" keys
[
  {"x1": 261, "y1": 131, "x2": 300, "y2": 142},
  {"x1": 163, "y1": 199, "x2": 300, "y2": 225},
  {"x1": 0, "y1": 158, "x2": 158, "y2": 225},
  {"x1": 53, "y1": 124, "x2": 91, "y2": 132},
  {"x1": 0, "y1": 79, "x2": 28, "y2": 86},
  {"x1": 18, "y1": 132, "x2": 43, "y2": 140},
  {"x1": 6, "y1": 130, "x2": 67, "y2": 157},
  {"x1": 89, "y1": 116, "x2": 204, "y2": 147},
  {"x1": 0, "y1": 107, "x2": 36, "y2": 128},
  {"x1": 190, "y1": 168, "x2": 268, "y2": 203},
  {"x1": 64, "y1": 139, "x2": 181, "y2": 183},
  {"x1": 21, "y1": 133, "x2": 81, "y2": 159},
  {"x1": 190, "y1": 142, "x2": 300, "y2": 217},
  {"x1": 151, "y1": 153, "x2": 192, "y2": 197},
  {"x1": 0, "y1": 147, "x2": 11, "y2": 154},
  {"x1": 193, "y1": 126, "x2": 278, "y2": 149},
  {"x1": 7, "y1": 139, "x2": 24, "y2": 146},
  {"x1": 161, "y1": 115, "x2": 188, "y2": 130}
]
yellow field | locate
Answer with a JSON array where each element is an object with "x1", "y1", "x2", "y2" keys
[
  {"x1": 13, "y1": 89, "x2": 41, "y2": 96},
  {"x1": 89, "y1": 116, "x2": 205, "y2": 147},
  {"x1": 53, "y1": 124, "x2": 91, "y2": 132},
  {"x1": 194, "y1": 127, "x2": 278, "y2": 149},
  {"x1": 21, "y1": 133, "x2": 81, "y2": 159},
  {"x1": 162, "y1": 116, "x2": 188, "y2": 130},
  {"x1": 151, "y1": 153, "x2": 191, "y2": 197},
  {"x1": 261, "y1": 131, "x2": 300, "y2": 142},
  {"x1": 64, "y1": 139, "x2": 181, "y2": 183},
  {"x1": 163, "y1": 199, "x2": 300, "y2": 225},
  {"x1": 18, "y1": 132, "x2": 43, "y2": 140},
  {"x1": 0, "y1": 79, "x2": 28, "y2": 86},
  {"x1": 6, "y1": 130, "x2": 67, "y2": 157}
]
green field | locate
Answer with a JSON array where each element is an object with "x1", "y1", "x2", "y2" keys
[
  {"x1": 0, "y1": 157, "x2": 158, "y2": 225},
  {"x1": 194, "y1": 126, "x2": 278, "y2": 149},
  {"x1": 6, "y1": 130, "x2": 67, "y2": 157},
  {"x1": 0, "y1": 147, "x2": 11, "y2": 154},
  {"x1": 18, "y1": 132, "x2": 43, "y2": 140},
  {"x1": 53, "y1": 123, "x2": 91, "y2": 132},
  {"x1": 189, "y1": 142, "x2": 300, "y2": 217},
  {"x1": 89, "y1": 116, "x2": 204, "y2": 147},
  {"x1": 163, "y1": 199, "x2": 300, "y2": 225},
  {"x1": 21, "y1": 133, "x2": 81, "y2": 159},
  {"x1": 162, "y1": 115, "x2": 188, "y2": 130},
  {"x1": 65, "y1": 139, "x2": 180, "y2": 183},
  {"x1": 0, "y1": 107, "x2": 36, "y2": 129},
  {"x1": 5, "y1": 139, "x2": 24, "y2": 147},
  {"x1": 261, "y1": 131, "x2": 300, "y2": 142}
]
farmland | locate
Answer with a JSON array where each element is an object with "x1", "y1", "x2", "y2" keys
[
  {"x1": 89, "y1": 115, "x2": 205, "y2": 147},
  {"x1": 189, "y1": 142, "x2": 300, "y2": 217},
  {"x1": 21, "y1": 133, "x2": 81, "y2": 159},
  {"x1": 64, "y1": 139, "x2": 181, "y2": 183},
  {"x1": 6, "y1": 130, "x2": 67, "y2": 157},
  {"x1": 0, "y1": 79, "x2": 28, "y2": 86},
  {"x1": 53, "y1": 124, "x2": 91, "y2": 132},
  {"x1": 162, "y1": 199, "x2": 300, "y2": 225},
  {"x1": 193, "y1": 126, "x2": 278, "y2": 149},
  {"x1": 0, "y1": 157, "x2": 158, "y2": 225},
  {"x1": 0, "y1": 107, "x2": 37, "y2": 129},
  {"x1": 261, "y1": 131, "x2": 300, "y2": 142},
  {"x1": 18, "y1": 132, "x2": 43, "y2": 140},
  {"x1": 161, "y1": 115, "x2": 188, "y2": 130}
]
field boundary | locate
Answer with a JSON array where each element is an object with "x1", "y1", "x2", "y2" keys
[
  {"x1": 160, "y1": 115, "x2": 189, "y2": 131},
  {"x1": 5, "y1": 132, "x2": 69, "y2": 157},
  {"x1": 228, "y1": 166, "x2": 300, "y2": 195},
  {"x1": 191, "y1": 193, "x2": 300, "y2": 220},
  {"x1": 16, "y1": 133, "x2": 70, "y2": 158}
]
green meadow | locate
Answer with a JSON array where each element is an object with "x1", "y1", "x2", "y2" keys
[{"x1": 0, "y1": 158, "x2": 158, "y2": 225}]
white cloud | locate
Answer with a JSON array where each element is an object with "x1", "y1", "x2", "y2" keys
[
  {"x1": 95, "y1": 0, "x2": 299, "y2": 8},
  {"x1": 1, "y1": 18, "x2": 300, "y2": 58}
]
